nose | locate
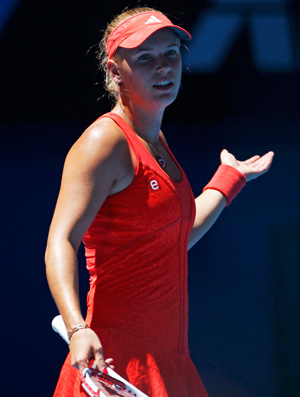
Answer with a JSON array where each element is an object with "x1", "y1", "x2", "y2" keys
[{"x1": 156, "y1": 55, "x2": 171, "y2": 74}]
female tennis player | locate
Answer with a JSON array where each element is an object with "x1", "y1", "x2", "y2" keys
[{"x1": 45, "y1": 7, "x2": 274, "y2": 397}]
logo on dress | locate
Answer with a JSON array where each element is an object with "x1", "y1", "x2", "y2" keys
[
  {"x1": 145, "y1": 16, "x2": 162, "y2": 24},
  {"x1": 150, "y1": 180, "x2": 160, "y2": 190}
]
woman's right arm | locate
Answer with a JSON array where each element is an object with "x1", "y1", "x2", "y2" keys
[{"x1": 45, "y1": 119, "x2": 132, "y2": 371}]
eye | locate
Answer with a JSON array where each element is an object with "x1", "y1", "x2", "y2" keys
[
  {"x1": 166, "y1": 47, "x2": 180, "y2": 57},
  {"x1": 138, "y1": 53, "x2": 150, "y2": 61},
  {"x1": 166, "y1": 49, "x2": 176, "y2": 55}
]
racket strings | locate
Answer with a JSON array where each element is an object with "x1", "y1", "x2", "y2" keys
[{"x1": 90, "y1": 374, "x2": 135, "y2": 397}]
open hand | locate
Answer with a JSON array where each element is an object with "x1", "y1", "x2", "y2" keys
[{"x1": 220, "y1": 149, "x2": 274, "y2": 182}]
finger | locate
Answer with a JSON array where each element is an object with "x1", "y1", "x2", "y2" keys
[
  {"x1": 70, "y1": 351, "x2": 86, "y2": 371},
  {"x1": 94, "y1": 349, "x2": 106, "y2": 371},
  {"x1": 255, "y1": 151, "x2": 274, "y2": 163},
  {"x1": 245, "y1": 151, "x2": 274, "y2": 173},
  {"x1": 261, "y1": 151, "x2": 275, "y2": 166},
  {"x1": 105, "y1": 358, "x2": 114, "y2": 367},
  {"x1": 243, "y1": 155, "x2": 261, "y2": 165},
  {"x1": 77, "y1": 360, "x2": 89, "y2": 373},
  {"x1": 248, "y1": 154, "x2": 274, "y2": 180},
  {"x1": 253, "y1": 152, "x2": 274, "y2": 172},
  {"x1": 104, "y1": 358, "x2": 115, "y2": 369}
]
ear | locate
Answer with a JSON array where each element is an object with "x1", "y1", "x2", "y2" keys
[{"x1": 107, "y1": 60, "x2": 121, "y2": 85}]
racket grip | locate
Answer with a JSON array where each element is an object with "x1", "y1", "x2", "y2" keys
[{"x1": 52, "y1": 315, "x2": 70, "y2": 344}]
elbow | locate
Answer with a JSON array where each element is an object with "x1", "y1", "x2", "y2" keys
[
  {"x1": 44, "y1": 243, "x2": 50, "y2": 267},
  {"x1": 44, "y1": 239, "x2": 54, "y2": 271}
]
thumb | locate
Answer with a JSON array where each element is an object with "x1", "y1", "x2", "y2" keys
[
  {"x1": 220, "y1": 149, "x2": 239, "y2": 168},
  {"x1": 220, "y1": 148, "x2": 229, "y2": 163}
]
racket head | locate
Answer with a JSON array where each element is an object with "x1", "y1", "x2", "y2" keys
[{"x1": 80, "y1": 368, "x2": 137, "y2": 397}]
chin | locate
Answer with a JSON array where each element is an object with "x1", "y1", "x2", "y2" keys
[
  {"x1": 161, "y1": 95, "x2": 178, "y2": 109},
  {"x1": 154, "y1": 90, "x2": 179, "y2": 108}
]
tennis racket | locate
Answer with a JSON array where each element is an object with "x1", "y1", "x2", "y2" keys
[{"x1": 52, "y1": 315, "x2": 149, "y2": 397}]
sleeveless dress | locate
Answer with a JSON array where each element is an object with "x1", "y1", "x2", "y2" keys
[{"x1": 54, "y1": 113, "x2": 208, "y2": 397}]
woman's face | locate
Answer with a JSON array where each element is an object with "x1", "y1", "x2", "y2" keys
[{"x1": 116, "y1": 28, "x2": 182, "y2": 110}]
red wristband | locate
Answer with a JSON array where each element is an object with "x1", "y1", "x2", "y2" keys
[{"x1": 203, "y1": 164, "x2": 246, "y2": 206}]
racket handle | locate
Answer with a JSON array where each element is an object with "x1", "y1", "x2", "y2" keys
[{"x1": 52, "y1": 315, "x2": 70, "y2": 344}]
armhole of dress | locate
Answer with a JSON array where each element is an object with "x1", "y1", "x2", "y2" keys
[{"x1": 100, "y1": 113, "x2": 141, "y2": 176}]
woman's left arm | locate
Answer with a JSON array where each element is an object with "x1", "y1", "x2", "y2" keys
[{"x1": 188, "y1": 149, "x2": 274, "y2": 250}]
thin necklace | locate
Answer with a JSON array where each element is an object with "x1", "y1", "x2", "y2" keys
[{"x1": 117, "y1": 103, "x2": 167, "y2": 169}]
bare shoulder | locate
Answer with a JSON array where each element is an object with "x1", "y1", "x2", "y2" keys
[
  {"x1": 63, "y1": 115, "x2": 134, "y2": 195},
  {"x1": 85, "y1": 116, "x2": 128, "y2": 147},
  {"x1": 64, "y1": 116, "x2": 133, "y2": 178},
  {"x1": 68, "y1": 117, "x2": 128, "y2": 164}
]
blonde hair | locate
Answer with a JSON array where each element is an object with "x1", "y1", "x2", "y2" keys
[{"x1": 97, "y1": 7, "x2": 157, "y2": 103}]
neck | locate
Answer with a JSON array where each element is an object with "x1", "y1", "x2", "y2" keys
[
  {"x1": 115, "y1": 101, "x2": 168, "y2": 169},
  {"x1": 115, "y1": 100, "x2": 164, "y2": 144}
]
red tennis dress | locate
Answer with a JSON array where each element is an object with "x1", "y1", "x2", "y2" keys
[{"x1": 54, "y1": 113, "x2": 208, "y2": 397}]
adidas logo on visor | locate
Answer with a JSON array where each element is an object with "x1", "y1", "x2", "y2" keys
[{"x1": 145, "y1": 16, "x2": 162, "y2": 24}]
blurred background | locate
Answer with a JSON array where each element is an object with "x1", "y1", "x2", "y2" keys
[{"x1": 1, "y1": 0, "x2": 299, "y2": 396}]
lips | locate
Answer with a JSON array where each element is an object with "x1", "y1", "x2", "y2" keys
[{"x1": 153, "y1": 80, "x2": 173, "y2": 89}]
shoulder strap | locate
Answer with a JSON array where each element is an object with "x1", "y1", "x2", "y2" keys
[
  {"x1": 99, "y1": 112, "x2": 152, "y2": 168},
  {"x1": 99, "y1": 112, "x2": 140, "y2": 145}
]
